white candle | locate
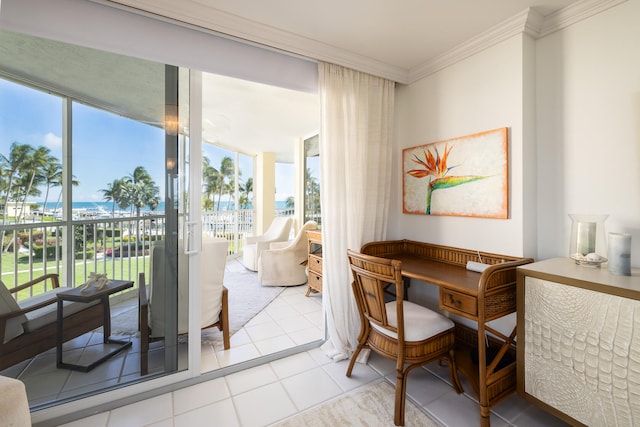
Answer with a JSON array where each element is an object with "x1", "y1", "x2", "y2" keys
[
  {"x1": 608, "y1": 232, "x2": 631, "y2": 276},
  {"x1": 576, "y1": 221, "x2": 596, "y2": 255}
]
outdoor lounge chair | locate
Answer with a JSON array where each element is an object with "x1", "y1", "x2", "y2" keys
[
  {"x1": 139, "y1": 237, "x2": 230, "y2": 375},
  {"x1": 0, "y1": 274, "x2": 104, "y2": 372}
]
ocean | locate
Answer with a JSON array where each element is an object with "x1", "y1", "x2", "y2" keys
[{"x1": 35, "y1": 200, "x2": 289, "y2": 213}]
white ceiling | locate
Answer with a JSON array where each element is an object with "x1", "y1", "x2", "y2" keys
[
  {"x1": 107, "y1": 0, "x2": 584, "y2": 81},
  {"x1": 102, "y1": 0, "x2": 594, "y2": 161},
  {"x1": 4, "y1": 0, "x2": 598, "y2": 163}
]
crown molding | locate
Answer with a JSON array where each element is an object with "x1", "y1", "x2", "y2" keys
[
  {"x1": 408, "y1": 8, "x2": 535, "y2": 83},
  {"x1": 407, "y1": 0, "x2": 627, "y2": 83},
  {"x1": 102, "y1": 0, "x2": 625, "y2": 85},
  {"x1": 538, "y1": 0, "x2": 628, "y2": 37}
]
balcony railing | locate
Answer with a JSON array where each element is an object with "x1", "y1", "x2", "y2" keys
[{"x1": 1, "y1": 207, "x2": 295, "y2": 296}]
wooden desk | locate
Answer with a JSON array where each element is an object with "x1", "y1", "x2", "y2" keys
[{"x1": 361, "y1": 240, "x2": 533, "y2": 426}]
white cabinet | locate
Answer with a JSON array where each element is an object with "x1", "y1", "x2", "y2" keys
[{"x1": 517, "y1": 258, "x2": 640, "y2": 426}]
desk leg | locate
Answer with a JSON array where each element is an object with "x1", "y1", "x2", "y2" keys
[{"x1": 477, "y1": 325, "x2": 490, "y2": 426}]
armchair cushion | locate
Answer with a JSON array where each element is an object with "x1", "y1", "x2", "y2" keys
[
  {"x1": 200, "y1": 237, "x2": 228, "y2": 327},
  {"x1": 0, "y1": 281, "x2": 26, "y2": 343}
]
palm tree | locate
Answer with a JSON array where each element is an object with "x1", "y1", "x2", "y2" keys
[
  {"x1": 127, "y1": 166, "x2": 160, "y2": 217},
  {"x1": 285, "y1": 196, "x2": 294, "y2": 208},
  {"x1": 101, "y1": 178, "x2": 126, "y2": 216},
  {"x1": 53, "y1": 175, "x2": 80, "y2": 216},
  {"x1": 216, "y1": 156, "x2": 234, "y2": 210},
  {"x1": 41, "y1": 158, "x2": 62, "y2": 216},
  {"x1": 17, "y1": 146, "x2": 50, "y2": 222},
  {"x1": 202, "y1": 156, "x2": 220, "y2": 210},
  {"x1": 239, "y1": 177, "x2": 253, "y2": 209},
  {"x1": 0, "y1": 142, "x2": 33, "y2": 225}
]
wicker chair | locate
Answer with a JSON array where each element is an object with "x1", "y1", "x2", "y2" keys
[{"x1": 346, "y1": 249, "x2": 463, "y2": 426}]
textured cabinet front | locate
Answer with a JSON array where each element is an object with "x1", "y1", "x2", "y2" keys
[{"x1": 523, "y1": 276, "x2": 640, "y2": 426}]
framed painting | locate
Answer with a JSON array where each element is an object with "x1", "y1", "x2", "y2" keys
[{"x1": 402, "y1": 127, "x2": 508, "y2": 218}]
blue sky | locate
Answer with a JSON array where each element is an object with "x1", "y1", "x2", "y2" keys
[{"x1": 1, "y1": 78, "x2": 296, "y2": 204}]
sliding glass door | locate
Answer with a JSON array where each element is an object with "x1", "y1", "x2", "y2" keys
[{"x1": 0, "y1": 28, "x2": 187, "y2": 409}]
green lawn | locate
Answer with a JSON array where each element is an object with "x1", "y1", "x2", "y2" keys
[{"x1": 1, "y1": 251, "x2": 150, "y2": 300}]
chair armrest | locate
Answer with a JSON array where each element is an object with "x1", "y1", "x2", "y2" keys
[
  {"x1": 245, "y1": 235, "x2": 264, "y2": 245},
  {"x1": 269, "y1": 241, "x2": 290, "y2": 250},
  {"x1": 8, "y1": 274, "x2": 60, "y2": 295}
]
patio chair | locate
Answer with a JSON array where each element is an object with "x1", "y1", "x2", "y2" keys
[
  {"x1": 0, "y1": 274, "x2": 104, "y2": 372},
  {"x1": 241, "y1": 216, "x2": 293, "y2": 271},
  {"x1": 139, "y1": 237, "x2": 230, "y2": 375},
  {"x1": 258, "y1": 220, "x2": 318, "y2": 286},
  {"x1": 346, "y1": 250, "x2": 463, "y2": 426}
]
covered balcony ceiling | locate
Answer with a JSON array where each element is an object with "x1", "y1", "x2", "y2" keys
[{"x1": 0, "y1": 29, "x2": 318, "y2": 163}]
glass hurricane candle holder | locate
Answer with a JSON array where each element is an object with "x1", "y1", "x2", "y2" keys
[{"x1": 569, "y1": 214, "x2": 608, "y2": 267}]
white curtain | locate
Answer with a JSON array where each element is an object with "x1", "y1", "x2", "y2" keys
[{"x1": 318, "y1": 62, "x2": 395, "y2": 361}]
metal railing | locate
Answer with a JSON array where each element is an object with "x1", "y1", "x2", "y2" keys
[{"x1": 1, "y1": 207, "x2": 295, "y2": 296}]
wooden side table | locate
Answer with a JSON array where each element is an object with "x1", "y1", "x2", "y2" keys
[
  {"x1": 306, "y1": 229, "x2": 323, "y2": 296},
  {"x1": 56, "y1": 279, "x2": 134, "y2": 372}
]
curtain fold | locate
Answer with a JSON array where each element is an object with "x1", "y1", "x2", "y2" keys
[{"x1": 318, "y1": 62, "x2": 395, "y2": 361}]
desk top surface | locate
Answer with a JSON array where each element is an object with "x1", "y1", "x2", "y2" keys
[{"x1": 397, "y1": 255, "x2": 482, "y2": 294}]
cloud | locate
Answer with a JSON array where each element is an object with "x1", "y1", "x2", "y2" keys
[{"x1": 43, "y1": 132, "x2": 62, "y2": 149}]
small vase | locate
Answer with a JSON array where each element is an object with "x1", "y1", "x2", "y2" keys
[
  {"x1": 607, "y1": 232, "x2": 631, "y2": 276},
  {"x1": 569, "y1": 214, "x2": 608, "y2": 266}
]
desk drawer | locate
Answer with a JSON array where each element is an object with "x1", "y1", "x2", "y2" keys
[
  {"x1": 441, "y1": 289, "x2": 477, "y2": 316},
  {"x1": 308, "y1": 272, "x2": 322, "y2": 292},
  {"x1": 308, "y1": 255, "x2": 323, "y2": 274}
]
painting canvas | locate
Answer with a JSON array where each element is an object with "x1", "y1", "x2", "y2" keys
[{"x1": 402, "y1": 128, "x2": 508, "y2": 218}]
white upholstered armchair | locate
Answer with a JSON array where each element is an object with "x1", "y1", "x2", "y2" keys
[
  {"x1": 258, "y1": 221, "x2": 318, "y2": 286},
  {"x1": 242, "y1": 216, "x2": 293, "y2": 271}
]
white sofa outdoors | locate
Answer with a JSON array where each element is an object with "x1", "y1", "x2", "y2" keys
[
  {"x1": 258, "y1": 221, "x2": 318, "y2": 286},
  {"x1": 242, "y1": 216, "x2": 292, "y2": 271}
]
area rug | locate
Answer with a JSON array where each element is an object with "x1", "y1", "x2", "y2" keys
[
  {"x1": 108, "y1": 268, "x2": 285, "y2": 345},
  {"x1": 272, "y1": 381, "x2": 442, "y2": 427}
]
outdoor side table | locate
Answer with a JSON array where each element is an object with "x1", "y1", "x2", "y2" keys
[{"x1": 56, "y1": 279, "x2": 134, "y2": 372}]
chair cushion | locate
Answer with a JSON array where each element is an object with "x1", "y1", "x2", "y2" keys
[
  {"x1": 371, "y1": 301, "x2": 454, "y2": 342},
  {"x1": 19, "y1": 287, "x2": 100, "y2": 333},
  {"x1": 200, "y1": 237, "x2": 228, "y2": 327},
  {"x1": 0, "y1": 281, "x2": 27, "y2": 343}
]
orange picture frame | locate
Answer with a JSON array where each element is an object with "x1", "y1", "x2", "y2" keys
[{"x1": 402, "y1": 128, "x2": 508, "y2": 218}]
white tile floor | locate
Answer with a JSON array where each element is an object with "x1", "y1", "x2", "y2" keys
[
  {"x1": 1, "y1": 260, "x2": 323, "y2": 409},
  {"x1": 6, "y1": 259, "x2": 569, "y2": 427},
  {"x1": 60, "y1": 348, "x2": 570, "y2": 427}
]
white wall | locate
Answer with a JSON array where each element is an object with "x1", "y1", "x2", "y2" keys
[
  {"x1": 536, "y1": 0, "x2": 640, "y2": 265},
  {"x1": 394, "y1": 0, "x2": 640, "y2": 268},
  {"x1": 392, "y1": 35, "x2": 532, "y2": 258}
]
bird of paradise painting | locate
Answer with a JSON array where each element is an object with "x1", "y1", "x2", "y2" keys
[{"x1": 402, "y1": 128, "x2": 508, "y2": 218}]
